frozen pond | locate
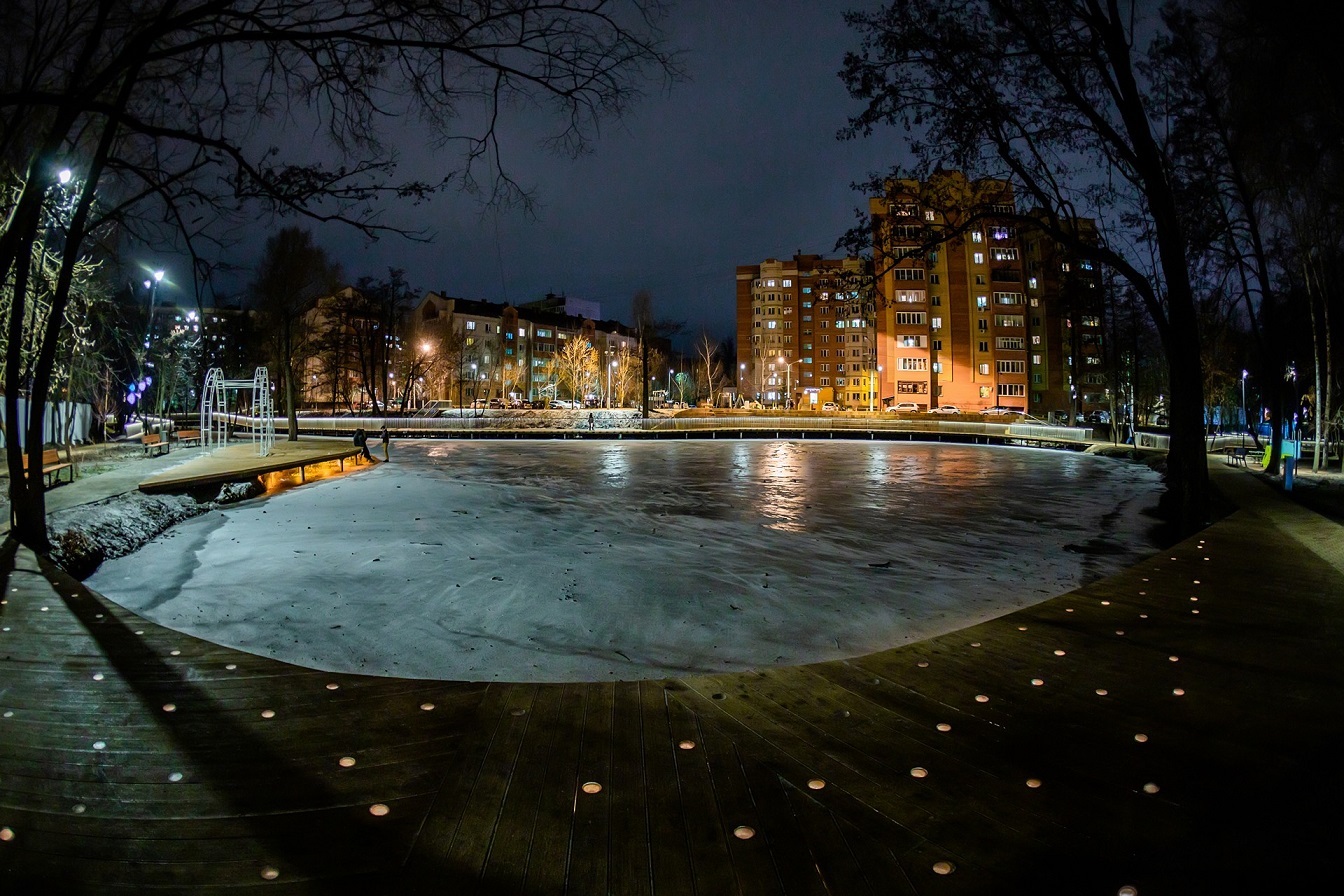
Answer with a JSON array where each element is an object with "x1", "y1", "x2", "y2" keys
[{"x1": 90, "y1": 439, "x2": 1164, "y2": 682}]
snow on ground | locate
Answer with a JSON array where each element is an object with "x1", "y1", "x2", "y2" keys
[{"x1": 87, "y1": 439, "x2": 1165, "y2": 682}]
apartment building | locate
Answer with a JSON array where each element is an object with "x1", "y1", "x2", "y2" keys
[
  {"x1": 408, "y1": 292, "x2": 641, "y2": 404},
  {"x1": 868, "y1": 173, "x2": 1108, "y2": 417},
  {"x1": 736, "y1": 254, "x2": 874, "y2": 409},
  {"x1": 737, "y1": 175, "x2": 1110, "y2": 418}
]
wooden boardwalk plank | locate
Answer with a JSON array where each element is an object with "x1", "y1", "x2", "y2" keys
[
  {"x1": 691, "y1": 714, "x2": 787, "y2": 896},
  {"x1": 663, "y1": 685, "x2": 739, "y2": 895},
  {"x1": 729, "y1": 742, "x2": 830, "y2": 896},
  {"x1": 565, "y1": 683, "x2": 615, "y2": 895},
  {"x1": 638, "y1": 684, "x2": 697, "y2": 896},
  {"x1": 517, "y1": 684, "x2": 588, "y2": 896},
  {"x1": 399, "y1": 684, "x2": 537, "y2": 887},
  {"x1": 606, "y1": 682, "x2": 653, "y2": 896},
  {"x1": 478, "y1": 681, "x2": 571, "y2": 889}
]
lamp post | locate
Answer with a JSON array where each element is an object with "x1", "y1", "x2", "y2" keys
[
  {"x1": 777, "y1": 355, "x2": 800, "y2": 409},
  {"x1": 143, "y1": 269, "x2": 165, "y2": 344},
  {"x1": 139, "y1": 269, "x2": 165, "y2": 430},
  {"x1": 607, "y1": 359, "x2": 617, "y2": 408},
  {"x1": 1241, "y1": 369, "x2": 1248, "y2": 450},
  {"x1": 870, "y1": 364, "x2": 882, "y2": 414}
]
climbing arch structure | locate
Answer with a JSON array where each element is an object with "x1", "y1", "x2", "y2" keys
[{"x1": 199, "y1": 367, "x2": 276, "y2": 456}]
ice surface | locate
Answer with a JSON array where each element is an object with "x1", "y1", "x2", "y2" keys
[{"x1": 88, "y1": 439, "x2": 1164, "y2": 682}]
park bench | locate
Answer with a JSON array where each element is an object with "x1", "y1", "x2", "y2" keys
[
  {"x1": 1224, "y1": 446, "x2": 1249, "y2": 467},
  {"x1": 142, "y1": 433, "x2": 169, "y2": 456},
  {"x1": 22, "y1": 448, "x2": 73, "y2": 487},
  {"x1": 174, "y1": 429, "x2": 201, "y2": 447}
]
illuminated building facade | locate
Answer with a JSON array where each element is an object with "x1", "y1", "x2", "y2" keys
[
  {"x1": 868, "y1": 173, "x2": 1107, "y2": 417},
  {"x1": 735, "y1": 254, "x2": 874, "y2": 409}
]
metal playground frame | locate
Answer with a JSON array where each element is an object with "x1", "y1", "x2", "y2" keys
[{"x1": 199, "y1": 367, "x2": 276, "y2": 456}]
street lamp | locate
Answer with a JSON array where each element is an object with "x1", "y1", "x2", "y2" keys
[
  {"x1": 142, "y1": 269, "x2": 165, "y2": 346},
  {"x1": 777, "y1": 355, "x2": 800, "y2": 409},
  {"x1": 607, "y1": 359, "x2": 618, "y2": 408},
  {"x1": 1241, "y1": 369, "x2": 1248, "y2": 449},
  {"x1": 870, "y1": 364, "x2": 883, "y2": 414}
]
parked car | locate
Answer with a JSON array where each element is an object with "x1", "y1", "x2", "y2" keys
[
  {"x1": 982, "y1": 406, "x2": 1022, "y2": 416},
  {"x1": 821, "y1": 401, "x2": 839, "y2": 412},
  {"x1": 886, "y1": 402, "x2": 920, "y2": 412},
  {"x1": 930, "y1": 405, "x2": 962, "y2": 415},
  {"x1": 1087, "y1": 410, "x2": 1111, "y2": 424},
  {"x1": 550, "y1": 399, "x2": 576, "y2": 409}
]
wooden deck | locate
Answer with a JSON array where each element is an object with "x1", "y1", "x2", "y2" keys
[
  {"x1": 1, "y1": 464, "x2": 1342, "y2": 891},
  {"x1": 137, "y1": 437, "x2": 367, "y2": 494}
]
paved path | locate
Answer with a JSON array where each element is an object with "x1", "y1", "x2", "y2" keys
[{"x1": 1, "y1": 456, "x2": 1341, "y2": 892}]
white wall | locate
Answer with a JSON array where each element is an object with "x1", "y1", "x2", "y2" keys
[{"x1": 0, "y1": 399, "x2": 93, "y2": 448}]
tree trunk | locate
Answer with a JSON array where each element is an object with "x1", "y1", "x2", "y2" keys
[
  {"x1": 286, "y1": 365, "x2": 299, "y2": 441},
  {"x1": 1305, "y1": 259, "x2": 1324, "y2": 471},
  {"x1": 640, "y1": 336, "x2": 650, "y2": 419}
]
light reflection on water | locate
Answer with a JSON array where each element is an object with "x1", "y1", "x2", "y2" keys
[
  {"x1": 754, "y1": 441, "x2": 808, "y2": 532},
  {"x1": 417, "y1": 438, "x2": 1160, "y2": 554}
]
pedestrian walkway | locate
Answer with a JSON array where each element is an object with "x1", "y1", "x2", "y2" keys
[{"x1": 0, "y1": 456, "x2": 1341, "y2": 892}]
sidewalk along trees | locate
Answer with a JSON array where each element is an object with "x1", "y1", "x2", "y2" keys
[
  {"x1": 840, "y1": 0, "x2": 1212, "y2": 533},
  {"x1": 0, "y1": 1, "x2": 677, "y2": 550},
  {"x1": 252, "y1": 228, "x2": 340, "y2": 440}
]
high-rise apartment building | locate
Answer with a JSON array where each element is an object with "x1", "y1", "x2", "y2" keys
[
  {"x1": 736, "y1": 254, "x2": 875, "y2": 409},
  {"x1": 737, "y1": 174, "x2": 1109, "y2": 418},
  {"x1": 869, "y1": 173, "x2": 1107, "y2": 417}
]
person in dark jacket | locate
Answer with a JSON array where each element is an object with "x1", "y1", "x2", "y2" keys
[
  {"x1": 380, "y1": 424, "x2": 390, "y2": 461},
  {"x1": 353, "y1": 428, "x2": 372, "y2": 461}
]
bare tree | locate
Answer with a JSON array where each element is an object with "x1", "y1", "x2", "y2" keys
[
  {"x1": 632, "y1": 288, "x2": 682, "y2": 417},
  {"x1": 556, "y1": 337, "x2": 597, "y2": 405},
  {"x1": 694, "y1": 331, "x2": 725, "y2": 407},
  {"x1": 842, "y1": 0, "x2": 1212, "y2": 531},
  {"x1": 252, "y1": 228, "x2": 340, "y2": 439},
  {"x1": 1, "y1": 0, "x2": 676, "y2": 550}
]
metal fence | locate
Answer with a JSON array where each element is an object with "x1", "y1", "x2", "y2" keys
[{"x1": 235, "y1": 412, "x2": 1096, "y2": 447}]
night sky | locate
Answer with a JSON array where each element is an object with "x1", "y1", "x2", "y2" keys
[{"x1": 206, "y1": 0, "x2": 895, "y2": 346}]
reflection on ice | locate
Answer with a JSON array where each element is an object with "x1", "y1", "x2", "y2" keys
[
  {"x1": 754, "y1": 441, "x2": 808, "y2": 532},
  {"x1": 88, "y1": 440, "x2": 1164, "y2": 683}
]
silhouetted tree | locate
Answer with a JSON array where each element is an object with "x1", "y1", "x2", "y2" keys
[
  {"x1": 842, "y1": 0, "x2": 1212, "y2": 532},
  {"x1": 1, "y1": 0, "x2": 676, "y2": 550},
  {"x1": 252, "y1": 228, "x2": 340, "y2": 440}
]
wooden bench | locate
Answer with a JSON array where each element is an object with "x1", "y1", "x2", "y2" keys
[
  {"x1": 1224, "y1": 446, "x2": 1249, "y2": 467},
  {"x1": 174, "y1": 429, "x2": 202, "y2": 447},
  {"x1": 22, "y1": 448, "x2": 73, "y2": 486},
  {"x1": 142, "y1": 433, "x2": 169, "y2": 456}
]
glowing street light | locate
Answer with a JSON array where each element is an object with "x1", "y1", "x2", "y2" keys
[
  {"x1": 777, "y1": 355, "x2": 800, "y2": 409},
  {"x1": 1241, "y1": 369, "x2": 1249, "y2": 450}
]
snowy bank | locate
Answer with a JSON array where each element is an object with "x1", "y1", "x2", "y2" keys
[{"x1": 50, "y1": 480, "x2": 263, "y2": 579}]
